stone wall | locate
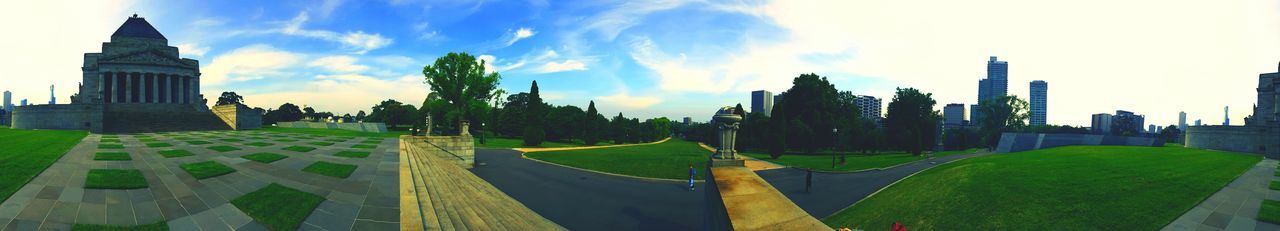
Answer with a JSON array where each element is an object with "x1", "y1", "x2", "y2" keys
[
  {"x1": 276, "y1": 121, "x2": 387, "y2": 133},
  {"x1": 995, "y1": 132, "x2": 1164, "y2": 153},
  {"x1": 1185, "y1": 125, "x2": 1279, "y2": 159},
  {"x1": 401, "y1": 135, "x2": 475, "y2": 168},
  {"x1": 211, "y1": 104, "x2": 262, "y2": 130},
  {"x1": 101, "y1": 104, "x2": 228, "y2": 133},
  {"x1": 11, "y1": 104, "x2": 104, "y2": 133}
]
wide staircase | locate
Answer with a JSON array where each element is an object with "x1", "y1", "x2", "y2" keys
[
  {"x1": 102, "y1": 105, "x2": 230, "y2": 133},
  {"x1": 399, "y1": 136, "x2": 563, "y2": 230}
]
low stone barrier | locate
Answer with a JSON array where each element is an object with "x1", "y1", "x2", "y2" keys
[
  {"x1": 10, "y1": 104, "x2": 104, "y2": 133},
  {"x1": 276, "y1": 121, "x2": 387, "y2": 133},
  {"x1": 995, "y1": 132, "x2": 1164, "y2": 153},
  {"x1": 1185, "y1": 125, "x2": 1279, "y2": 159},
  {"x1": 211, "y1": 104, "x2": 262, "y2": 130}
]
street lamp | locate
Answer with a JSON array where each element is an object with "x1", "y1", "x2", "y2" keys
[{"x1": 832, "y1": 127, "x2": 838, "y2": 168}]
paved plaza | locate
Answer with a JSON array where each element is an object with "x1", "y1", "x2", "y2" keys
[
  {"x1": 1164, "y1": 159, "x2": 1280, "y2": 231},
  {"x1": 0, "y1": 130, "x2": 400, "y2": 230}
]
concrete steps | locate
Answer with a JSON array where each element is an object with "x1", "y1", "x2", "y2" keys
[{"x1": 400, "y1": 138, "x2": 564, "y2": 230}]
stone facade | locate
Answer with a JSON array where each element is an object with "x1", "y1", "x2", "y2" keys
[
  {"x1": 276, "y1": 121, "x2": 388, "y2": 133},
  {"x1": 211, "y1": 104, "x2": 263, "y2": 130},
  {"x1": 10, "y1": 104, "x2": 104, "y2": 132},
  {"x1": 1185, "y1": 63, "x2": 1280, "y2": 159}
]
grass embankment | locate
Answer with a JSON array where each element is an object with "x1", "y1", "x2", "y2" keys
[
  {"x1": 256, "y1": 126, "x2": 405, "y2": 138},
  {"x1": 822, "y1": 145, "x2": 1261, "y2": 230},
  {"x1": 475, "y1": 137, "x2": 584, "y2": 149},
  {"x1": 525, "y1": 139, "x2": 709, "y2": 180},
  {"x1": 0, "y1": 127, "x2": 87, "y2": 203},
  {"x1": 741, "y1": 149, "x2": 976, "y2": 172}
]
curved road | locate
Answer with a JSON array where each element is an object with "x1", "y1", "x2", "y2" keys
[{"x1": 471, "y1": 148, "x2": 987, "y2": 230}]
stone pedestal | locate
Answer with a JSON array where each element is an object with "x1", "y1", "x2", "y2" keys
[{"x1": 708, "y1": 158, "x2": 745, "y2": 167}]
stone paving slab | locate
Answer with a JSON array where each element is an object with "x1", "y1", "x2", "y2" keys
[{"x1": 1163, "y1": 159, "x2": 1279, "y2": 231}]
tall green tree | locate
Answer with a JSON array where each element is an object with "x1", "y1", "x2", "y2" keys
[
  {"x1": 1160, "y1": 124, "x2": 1182, "y2": 143},
  {"x1": 611, "y1": 113, "x2": 628, "y2": 144},
  {"x1": 767, "y1": 97, "x2": 788, "y2": 159},
  {"x1": 583, "y1": 101, "x2": 600, "y2": 145},
  {"x1": 215, "y1": 92, "x2": 243, "y2": 106},
  {"x1": 976, "y1": 95, "x2": 1029, "y2": 148},
  {"x1": 884, "y1": 88, "x2": 940, "y2": 155},
  {"x1": 777, "y1": 73, "x2": 839, "y2": 153},
  {"x1": 422, "y1": 52, "x2": 502, "y2": 135},
  {"x1": 523, "y1": 81, "x2": 546, "y2": 146},
  {"x1": 545, "y1": 105, "x2": 584, "y2": 142}
]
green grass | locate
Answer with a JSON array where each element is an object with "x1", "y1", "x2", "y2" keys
[
  {"x1": 246, "y1": 142, "x2": 274, "y2": 147},
  {"x1": 157, "y1": 149, "x2": 195, "y2": 158},
  {"x1": 173, "y1": 136, "x2": 195, "y2": 141},
  {"x1": 1271, "y1": 181, "x2": 1280, "y2": 191},
  {"x1": 219, "y1": 138, "x2": 244, "y2": 142},
  {"x1": 137, "y1": 138, "x2": 157, "y2": 142},
  {"x1": 72, "y1": 221, "x2": 169, "y2": 231},
  {"x1": 359, "y1": 139, "x2": 384, "y2": 144},
  {"x1": 0, "y1": 128, "x2": 87, "y2": 203},
  {"x1": 350, "y1": 144, "x2": 377, "y2": 149},
  {"x1": 274, "y1": 139, "x2": 298, "y2": 142},
  {"x1": 180, "y1": 161, "x2": 237, "y2": 179},
  {"x1": 334, "y1": 151, "x2": 371, "y2": 158},
  {"x1": 257, "y1": 126, "x2": 406, "y2": 138},
  {"x1": 99, "y1": 138, "x2": 121, "y2": 143},
  {"x1": 185, "y1": 140, "x2": 213, "y2": 145},
  {"x1": 145, "y1": 142, "x2": 173, "y2": 148},
  {"x1": 306, "y1": 141, "x2": 335, "y2": 146},
  {"x1": 230, "y1": 183, "x2": 325, "y2": 231},
  {"x1": 84, "y1": 169, "x2": 148, "y2": 189},
  {"x1": 94, "y1": 152, "x2": 131, "y2": 161},
  {"x1": 242, "y1": 153, "x2": 288, "y2": 163},
  {"x1": 98, "y1": 144, "x2": 124, "y2": 149},
  {"x1": 208, "y1": 146, "x2": 241, "y2": 152},
  {"x1": 324, "y1": 138, "x2": 347, "y2": 143},
  {"x1": 526, "y1": 139, "x2": 709, "y2": 180},
  {"x1": 740, "y1": 149, "x2": 976, "y2": 172},
  {"x1": 822, "y1": 145, "x2": 1261, "y2": 230},
  {"x1": 1262, "y1": 200, "x2": 1280, "y2": 224},
  {"x1": 475, "y1": 137, "x2": 583, "y2": 148},
  {"x1": 283, "y1": 146, "x2": 316, "y2": 152},
  {"x1": 302, "y1": 161, "x2": 357, "y2": 178}
]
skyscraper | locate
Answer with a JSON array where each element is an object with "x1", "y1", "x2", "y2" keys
[
  {"x1": 1178, "y1": 112, "x2": 1187, "y2": 131},
  {"x1": 1029, "y1": 80, "x2": 1047, "y2": 126},
  {"x1": 49, "y1": 85, "x2": 55, "y2": 105},
  {"x1": 20, "y1": 99, "x2": 27, "y2": 106},
  {"x1": 3, "y1": 90, "x2": 11, "y2": 112},
  {"x1": 1195, "y1": 119, "x2": 1202, "y2": 126},
  {"x1": 943, "y1": 103, "x2": 966, "y2": 126},
  {"x1": 852, "y1": 95, "x2": 882, "y2": 120},
  {"x1": 970, "y1": 104, "x2": 980, "y2": 123},
  {"x1": 973, "y1": 56, "x2": 1009, "y2": 125},
  {"x1": 751, "y1": 90, "x2": 773, "y2": 116},
  {"x1": 1224, "y1": 106, "x2": 1230, "y2": 126},
  {"x1": 682, "y1": 117, "x2": 692, "y2": 125},
  {"x1": 1091, "y1": 113, "x2": 1113, "y2": 134}
]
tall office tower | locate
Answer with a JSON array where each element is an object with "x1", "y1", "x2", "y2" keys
[
  {"x1": 750, "y1": 90, "x2": 773, "y2": 116},
  {"x1": 20, "y1": 99, "x2": 27, "y2": 106},
  {"x1": 977, "y1": 78, "x2": 990, "y2": 103},
  {"x1": 1148, "y1": 124, "x2": 1157, "y2": 133},
  {"x1": 983, "y1": 56, "x2": 1009, "y2": 101},
  {"x1": 3, "y1": 90, "x2": 10, "y2": 112},
  {"x1": 1091, "y1": 113, "x2": 1113, "y2": 134},
  {"x1": 683, "y1": 117, "x2": 692, "y2": 125},
  {"x1": 1178, "y1": 112, "x2": 1187, "y2": 131},
  {"x1": 49, "y1": 85, "x2": 55, "y2": 105},
  {"x1": 970, "y1": 104, "x2": 980, "y2": 124},
  {"x1": 1195, "y1": 119, "x2": 1201, "y2": 126},
  {"x1": 852, "y1": 95, "x2": 883, "y2": 120},
  {"x1": 1224, "y1": 106, "x2": 1230, "y2": 126},
  {"x1": 943, "y1": 103, "x2": 966, "y2": 126},
  {"x1": 773, "y1": 94, "x2": 784, "y2": 105},
  {"x1": 1029, "y1": 80, "x2": 1047, "y2": 126}
]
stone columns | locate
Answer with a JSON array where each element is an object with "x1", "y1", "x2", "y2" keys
[
  {"x1": 179, "y1": 76, "x2": 187, "y2": 104},
  {"x1": 124, "y1": 72, "x2": 132, "y2": 103},
  {"x1": 102, "y1": 73, "x2": 111, "y2": 103},
  {"x1": 149, "y1": 73, "x2": 157, "y2": 103}
]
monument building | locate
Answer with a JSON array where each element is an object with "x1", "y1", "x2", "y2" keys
[
  {"x1": 10, "y1": 14, "x2": 259, "y2": 133},
  {"x1": 1185, "y1": 63, "x2": 1280, "y2": 159}
]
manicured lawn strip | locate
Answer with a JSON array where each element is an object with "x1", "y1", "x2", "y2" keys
[
  {"x1": 208, "y1": 146, "x2": 241, "y2": 152},
  {"x1": 334, "y1": 151, "x2": 371, "y2": 158},
  {"x1": 84, "y1": 169, "x2": 148, "y2": 189},
  {"x1": 185, "y1": 140, "x2": 212, "y2": 145},
  {"x1": 307, "y1": 142, "x2": 335, "y2": 146},
  {"x1": 138, "y1": 138, "x2": 158, "y2": 142},
  {"x1": 94, "y1": 152, "x2": 131, "y2": 161},
  {"x1": 173, "y1": 137, "x2": 195, "y2": 141},
  {"x1": 180, "y1": 161, "x2": 237, "y2": 179},
  {"x1": 302, "y1": 161, "x2": 357, "y2": 178},
  {"x1": 324, "y1": 138, "x2": 347, "y2": 143},
  {"x1": 145, "y1": 142, "x2": 173, "y2": 148},
  {"x1": 274, "y1": 139, "x2": 298, "y2": 142},
  {"x1": 359, "y1": 139, "x2": 383, "y2": 144},
  {"x1": 1262, "y1": 200, "x2": 1280, "y2": 224},
  {"x1": 246, "y1": 142, "x2": 274, "y2": 147},
  {"x1": 157, "y1": 150, "x2": 195, "y2": 158},
  {"x1": 231, "y1": 183, "x2": 325, "y2": 231},
  {"x1": 283, "y1": 146, "x2": 317, "y2": 152},
  {"x1": 220, "y1": 138, "x2": 244, "y2": 142},
  {"x1": 1271, "y1": 181, "x2": 1280, "y2": 191},
  {"x1": 98, "y1": 144, "x2": 124, "y2": 149},
  {"x1": 350, "y1": 144, "x2": 377, "y2": 149},
  {"x1": 0, "y1": 128, "x2": 89, "y2": 203},
  {"x1": 71, "y1": 221, "x2": 169, "y2": 231},
  {"x1": 740, "y1": 149, "x2": 976, "y2": 172},
  {"x1": 526, "y1": 139, "x2": 709, "y2": 180},
  {"x1": 100, "y1": 138, "x2": 121, "y2": 143},
  {"x1": 821, "y1": 146, "x2": 1261, "y2": 230},
  {"x1": 257, "y1": 127, "x2": 406, "y2": 138},
  {"x1": 475, "y1": 137, "x2": 582, "y2": 148},
  {"x1": 242, "y1": 153, "x2": 288, "y2": 163}
]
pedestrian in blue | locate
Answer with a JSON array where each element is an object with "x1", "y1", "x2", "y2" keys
[{"x1": 688, "y1": 164, "x2": 696, "y2": 191}]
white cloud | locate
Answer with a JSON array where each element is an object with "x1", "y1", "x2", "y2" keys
[
  {"x1": 535, "y1": 60, "x2": 587, "y2": 73},
  {"x1": 202, "y1": 44, "x2": 303, "y2": 85},
  {"x1": 308, "y1": 55, "x2": 369, "y2": 73},
  {"x1": 629, "y1": 38, "x2": 730, "y2": 93},
  {"x1": 282, "y1": 12, "x2": 393, "y2": 54},
  {"x1": 504, "y1": 27, "x2": 536, "y2": 47},
  {"x1": 239, "y1": 74, "x2": 430, "y2": 115},
  {"x1": 597, "y1": 92, "x2": 662, "y2": 109},
  {"x1": 175, "y1": 43, "x2": 210, "y2": 57},
  {"x1": 372, "y1": 55, "x2": 417, "y2": 68},
  {"x1": 477, "y1": 55, "x2": 499, "y2": 73}
]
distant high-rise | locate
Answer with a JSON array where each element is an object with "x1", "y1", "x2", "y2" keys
[
  {"x1": 1195, "y1": 119, "x2": 1202, "y2": 126},
  {"x1": 3, "y1": 90, "x2": 10, "y2": 112},
  {"x1": 49, "y1": 85, "x2": 55, "y2": 105},
  {"x1": 1224, "y1": 106, "x2": 1230, "y2": 126},
  {"x1": 20, "y1": 99, "x2": 27, "y2": 106},
  {"x1": 773, "y1": 94, "x2": 784, "y2": 105},
  {"x1": 682, "y1": 117, "x2": 692, "y2": 125},
  {"x1": 853, "y1": 95, "x2": 882, "y2": 119},
  {"x1": 943, "y1": 103, "x2": 966, "y2": 126},
  {"x1": 1114, "y1": 110, "x2": 1145, "y2": 134},
  {"x1": 1178, "y1": 111, "x2": 1187, "y2": 131},
  {"x1": 1149, "y1": 124, "x2": 1157, "y2": 133},
  {"x1": 1029, "y1": 80, "x2": 1047, "y2": 126},
  {"x1": 751, "y1": 90, "x2": 773, "y2": 116},
  {"x1": 970, "y1": 104, "x2": 980, "y2": 124},
  {"x1": 977, "y1": 56, "x2": 1009, "y2": 103},
  {"x1": 1091, "y1": 113, "x2": 1113, "y2": 134}
]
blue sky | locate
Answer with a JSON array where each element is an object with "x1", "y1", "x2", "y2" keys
[{"x1": 1, "y1": 0, "x2": 1278, "y2": 126}]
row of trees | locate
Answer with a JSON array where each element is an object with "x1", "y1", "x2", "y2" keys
[{"x1": 491, "y1": 80, "x2": 672, "y2": 146}]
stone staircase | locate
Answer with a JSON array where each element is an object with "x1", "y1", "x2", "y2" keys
[
  {"x1": 102, "y1": 107, "x2": 229, "y2": 133},
  {"x1": 400, "y1": 136, "x2": 563, "y2": 230}
]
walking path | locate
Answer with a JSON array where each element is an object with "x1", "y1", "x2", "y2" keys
[
  {"x1": 695, "y1": 143, "x2": 785, "y2": 171},
  {"x1": 1163, "y1": 159, "x2": 1280, "y2": 231},
  {"x1": 512, "y1": 137, "x2": 671, "y2": 153}
]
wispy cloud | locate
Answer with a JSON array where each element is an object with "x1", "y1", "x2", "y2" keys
[
  {"x1": 202, "y1": 44, "x2": 303, "y2": 85},
  {"x1": 597, "y1": 91, "x2": 662, "y2": 109},
  {"x1": 308, "y1": 55, "x2": 369, "y2": 73},
  {"x1": 175, "y1": 43, "x2": 210, "y2": 57},
  {"x1": 504, "y1": 27, "x2": 536, "y2": 47},
  {"x1": 535, "y1": 60, "x2": 587, "y2": 73},
  {"x1": 282, "y1": 12, "x2": 393, "y2": 54}
]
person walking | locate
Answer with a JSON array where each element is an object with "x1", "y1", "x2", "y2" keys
[
  {"x1": 805, "y1": 168, "x2": 813, "y2": 193},
  {"x1": 688, "y1": 164, "x2": 697, "y2": 191}
]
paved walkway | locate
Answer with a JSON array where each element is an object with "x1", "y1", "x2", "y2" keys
[
  {"x1": 512, "y1": 137, "x2": 671, "y2": 153},
  {"x1": 400, "y1": 138, "x2": 563, "y2": 230},
  {"x1": 0, "y1": 130, "x2": 400, "y2": 230},
  {"x1": 1163, "y1": 159, "x2": 1280, "y2": 231},
  {"x1": 694, "y1": 143, "x2": 784, "y2": 171}
]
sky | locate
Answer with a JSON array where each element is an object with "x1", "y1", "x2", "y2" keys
[{"x1": 0, "y1": 0, "x2": 1277, "y2": 127}]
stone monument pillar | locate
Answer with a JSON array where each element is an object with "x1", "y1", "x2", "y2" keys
[
  {"x1": 459, "y1": 120, "x2": 471, "y2": 137},
  {"x1": 423, "y1": 115, "x2": 432, "y2": 136}
]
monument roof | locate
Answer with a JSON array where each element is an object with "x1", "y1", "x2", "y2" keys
[{"x1": 111, "y1": 14, "x2": 166, "y2": 40}]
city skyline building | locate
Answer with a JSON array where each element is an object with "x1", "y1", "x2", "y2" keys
[
  {"x1": 1115, "y1": 110, "x2": 1145, "y2": 134},
  {"x1": 48, "y1": 85, "x2": 54, "y2": 105},
  {"x1": 20, "y1": 99, "x2": 27, "y2": 106},
  {"x1": 1091, "y1": 113, "x2": 1113, "y2": 134},
  {"x1": 682, "y1": 117, "x2": 692, "y2": 125},
  {"x1": 3, "y1": 90, "x2": 10, "y2": 112},
  {"x1": 1195, "y1": 119, "x2": 1202, "y2": 126},
  {"x1": 1179, "y1": 111, "x2": 1187, "y2": 132},
  {"x1": 751, "y1": 90, "x2": 773, "y2": 116},
  {"x1": 973, "y1": 56, "x2": 1009, "y2": 124},
  {"x1": 1224, "y1": 106, "x2": 1230, "y2": 126},
  {"x1": 1030, "y1": 80, "x2": 1047, "y2": 126},
  {"x1": 943, "y1": 103, "x2": 966, "y2": 126},
  {"x1": 853, "y1": 95, "x2": 883, "y2": 119}
]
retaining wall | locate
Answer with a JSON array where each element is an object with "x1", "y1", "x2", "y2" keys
[
  {"x1": 276, "y1": 121, "x2": 386, "y2": 133},
  {"x1": 1185, "y1": 125, "x2": 1279, "y2": 159},
  {"x1": 211, "y1": 104, "x2": 262, "y2": 130},
  {"x1": 995, "y1": 132, "x2": 1164, "y2": 153},
  {"x1": 10, "y1": 104, "x2": 104, "y2": 133}
]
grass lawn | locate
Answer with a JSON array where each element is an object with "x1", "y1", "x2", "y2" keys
[
  {"x1": 1272, "y1": 181, "x2": 1280, "y2": 191},
  {"x1": 822, "y1": 145, "x2": 1261, "y2": 230},
  {"x1": 242, "y1": 153, "x2": 288, "y2": 163},
  {"x1": 72, "y1": 221, "x2": 169, "y2": 231},
  {"x1": 0, "y1": 127, "x2": 87, "y2": 203},
  {"x1": 186, "y1": 140, "x2": 212, "y2": 145},
  {"x1": 475, "y1": 137, "x2": 583, "y2": 149},
  {"x1": 173, "y1": 137, "x2": 195, "y2": 141},
  {"x1": 350, "y1": 144, "x2": 377, "y2": 149},
  {"x1": 231, "y1": 183, "x2": 325, "y2": 231},
  {"x1": 1262, "y1": 200, "x2": 1280, "y2": 224},
  {"x1": 274, "y1": 139, "x2": 298, "y2": 142},
  {"x1": 208, "y1": 146, "x2": 241, "y2": 152},
  {"x1": 180, "y1": 161, "x2": 237, "y2": 179},
  {"x1": 94, "y1": 152, "x2": 131, "y2": 161},
  {"x1": 302, "y1": 161, "x2": 357, "y2": 178},
  {"x1": 84, "y1": 169, "x2": 148, "y2": 189},
  {"x1": 245, "y1": 142, "x2": 274, "y2": 147},
  {"x1": 306, "y1": 142, "x2": 335, "y2": 146},
  {"x1": 526, "y1": 139, "x2": 709, "y2": 180},
  {"x1": 220, "y1": 138, "x2": 244, "y2": 142},
  {"x1": 334, "y1": 151, "x2": 371, "y2": 158},
  {"x1": 740, "y1": 149, "x2": 976, "y2": 172},
  {"x1": 100, "y1": 138, "x2": 121, "y2": 143},
  {"x1": 157, "y1": 150, "x2": 195, "y2": 158},
  {"x1": 283, "y1": 146, "x2": 316, "y2": 152},
  {"x1": 98, "y1": 144, "x2": 124, "y2": 149},
  {"x1": 256, "y1": 126, "x2": 406, "y2": 138},
  {"x1": 145, "y1": 142, "x2": 173, "y2": 148}
]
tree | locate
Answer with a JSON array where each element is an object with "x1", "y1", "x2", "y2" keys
[
  {"x1": 884, "y1": 88, "x2": 940, "y2": 156},
  {"x1": 422, "y1": 52, "x2": 502, "y2": 135},
  {"x1": 215, "y1": 92, "x2": 243, "y2": 106},
  {"x1": 976, "y1": 96, "x2": 1030, "y2": 148},
  {"x1": 768, "y1": 100, "x2": 788, "y2": 159},
  {"x1": 368, "y1": 100, "x2": 416, "y2": 129},
  {"x1": 355, "y1": 110, "x2": 366, "y2": 122},
  {"x1": 777, "y1": 73, "x2": 840, "y2": 153},
  {"x1": 268, "y1": 103, "x2": 303, "y2": 123},
  {"x1": 1161, "y1": 124, "x2": 1182, "y2": 143},
  {"x1": 545, "y1": 105, "x2": 584, "y2": 142},
  {"x1": 583, "y1": 101, "x2": 601, "y2": 145},
  {"x1": 496, "y1": 93, "x2": 532, "y2": 137},
  {"x1": 523, "y1": 81, "x2": 546, "y2": 146},
  {"x1": 303, "y1": 107, "x2": 317, "y2": 122},
  {"x1": 611, "y1": 113, "x2": 628, "y2": 144}
]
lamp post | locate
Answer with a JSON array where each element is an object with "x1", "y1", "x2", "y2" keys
[{"x1": 832, "y1": 127, "x2": 838, "y2": 168}]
